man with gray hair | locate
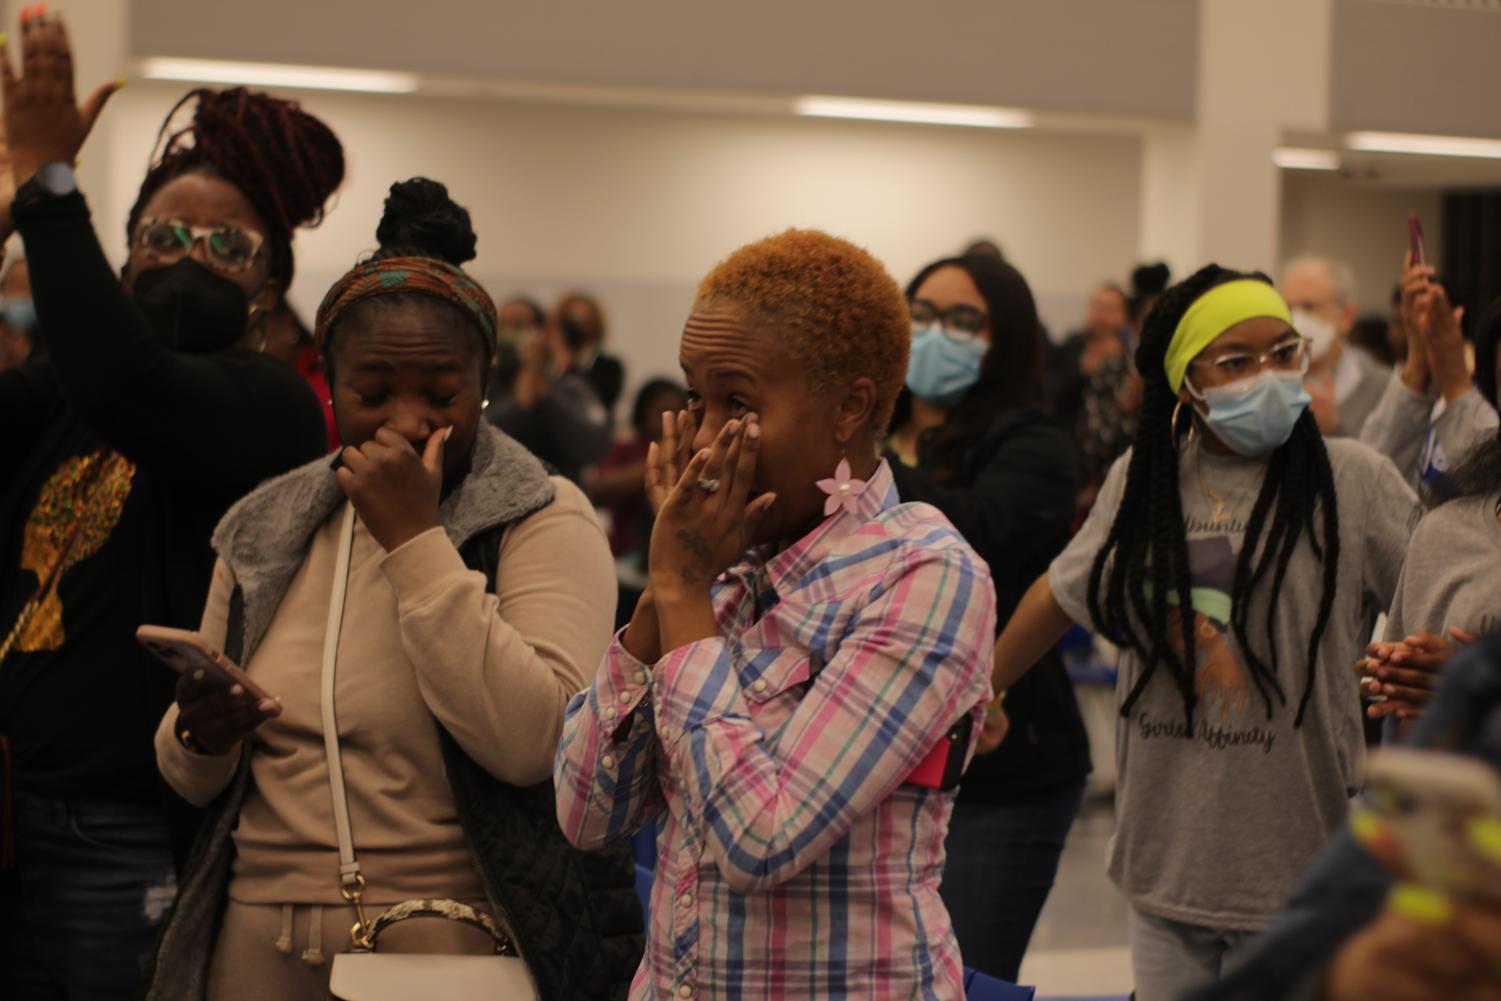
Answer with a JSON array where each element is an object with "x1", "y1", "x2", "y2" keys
[{"x1": 1280, "y1": 255, "x2": 1389, "y2": 437}]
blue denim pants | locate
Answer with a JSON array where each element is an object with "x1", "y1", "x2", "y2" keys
[
  {"x1": 0, "y1": 788, "x2": 178, "y2": 1001},
  {"x1": 938, "y1": 780, "x2": 1086, "y2": 983}
]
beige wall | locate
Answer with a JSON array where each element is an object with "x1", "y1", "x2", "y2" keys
[{"x1": 102, "y1": 82, "x2": 1143, "y2": 398}]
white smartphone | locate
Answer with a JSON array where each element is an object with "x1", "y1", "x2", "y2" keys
[
  {"x1": 1359, "y1": 747, "x2": 1501, "y2": 901},
  {"x1": 136, "y1": 624, "x2": 276, "y2": 703}
]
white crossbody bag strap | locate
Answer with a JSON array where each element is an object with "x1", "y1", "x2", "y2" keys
[
  {"x1": 321, "y1": 503, "x2": 361, "y2": 890},
  {"x1": 320, "y1": 503, "x2": 539, "y2": 1000}
]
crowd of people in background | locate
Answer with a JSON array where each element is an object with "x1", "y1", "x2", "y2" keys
[{"x1": 3, "y1": 9, "x2": 1501, "y2": 1001}]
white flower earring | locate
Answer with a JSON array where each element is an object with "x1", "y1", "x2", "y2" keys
[{"x1": 817, "y1": 456, "x2": 869, "y2": 519}]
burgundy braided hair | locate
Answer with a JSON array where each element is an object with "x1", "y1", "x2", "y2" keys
[{"x1": 125, "y1": 88, "x2": 345, "y2": 288}]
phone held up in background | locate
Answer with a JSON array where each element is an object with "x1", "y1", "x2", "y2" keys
[{"x1": 1408, "y1": 212, "x2": 1427, "y2": 269}]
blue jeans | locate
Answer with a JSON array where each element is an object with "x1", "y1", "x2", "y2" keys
[
  {"x1": 0, "y1": 789, "x2": 178, "y2": 1001},
  {"x1": 939, "y1": 781, "x2": 1086, "y2": 983}
]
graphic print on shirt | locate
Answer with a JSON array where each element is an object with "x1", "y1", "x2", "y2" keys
[
  {"x1": 1167, "y1": 535, "x2": 1250, "y2": 722},
  {"x1": 0, "y1": 450, "x2": 137, "y2": 660},
  {"x1": 1138, "y1": 533, "x2": 1277, "y2": 755}
]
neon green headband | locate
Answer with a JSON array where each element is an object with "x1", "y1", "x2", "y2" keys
[{"x1": 1163, "y1": 279, "x2": 1294, "y2": 393}]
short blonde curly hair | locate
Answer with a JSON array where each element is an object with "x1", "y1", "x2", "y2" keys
[{"x1": 694, "y1": 229, "x2": 910, "y2": 433}]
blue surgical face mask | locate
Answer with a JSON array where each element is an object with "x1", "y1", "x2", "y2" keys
[
  {"x1": 1187, "y1": 369, "x2": 1311, "y2": 457},
  {"x1": 0, "y1": 297, "x2": 37, "y2": 332},
  {"x1": 906, "y1": 326, "x2": 987, "y2": 408}
]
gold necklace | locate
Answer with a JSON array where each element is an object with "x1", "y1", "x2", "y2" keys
[{"x1": 1192, "y1": 443, "x2": 1235, "y2": 527}]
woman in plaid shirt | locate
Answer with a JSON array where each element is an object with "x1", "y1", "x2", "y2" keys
[{"x1": 556, "y1": 229, "x2": 997, "y2": 1000}]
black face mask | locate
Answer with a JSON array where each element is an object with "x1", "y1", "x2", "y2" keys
[
  {"x1": 559, "y1": 315, "x2": 591, "y2": 352},
  {"x1": 131, "y1": 258, "x2": 252, "y2": 354}
]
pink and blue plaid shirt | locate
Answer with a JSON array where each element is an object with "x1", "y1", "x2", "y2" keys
[{"x1": 555, "y1": 461, "x2": 996, "y2": 1000}]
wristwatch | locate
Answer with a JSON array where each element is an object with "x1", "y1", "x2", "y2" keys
[{"x1": 13, "y1": 161, "x2": 78, "y2": 210}]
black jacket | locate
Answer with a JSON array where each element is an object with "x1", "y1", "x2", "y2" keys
[
  {"x1": 889, "y1": 409, "x2": 1092, "y2": 800},
  {"x1": 0, "y1": 192, "x2": 324, "y2": 861}
]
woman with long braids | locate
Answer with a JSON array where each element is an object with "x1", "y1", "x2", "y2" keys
[
  {"x1": 0, "y1": 13, "x2": 342, "y2": 998},
  {"x1": 981, "y1": 264, "x2": 1416, "y2": 1000}
]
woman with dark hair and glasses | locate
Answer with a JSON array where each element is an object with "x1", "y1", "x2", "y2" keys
[
  {"x1": 883, "y1": 253, "x2": 1091, "y2": 983},
  {"x1": 0, "y1": 13, "x2": 340, "y2": 997}
]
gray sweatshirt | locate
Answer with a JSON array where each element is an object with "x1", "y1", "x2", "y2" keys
[
  {"x1": 1359, "y1": 370, "x2": 1499, "y2": 491},
  {"x1": 1050, "y1": 437, "x2": 1416, "y2": 931},
  {"x1": 1384, "y1": 493, "x2": 1501, "y2": 644}
]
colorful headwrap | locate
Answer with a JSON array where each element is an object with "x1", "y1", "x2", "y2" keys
[
  {"x1": 313, "y1": 256, "x2": 499, "y2": 354},
  {"x1": 1163, "y1": 279, "x2": 1296, "y2": 393}
]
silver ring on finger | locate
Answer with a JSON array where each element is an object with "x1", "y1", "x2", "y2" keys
[{"x1": 697, "y1": 477, "x2": 722, "y2": 495}]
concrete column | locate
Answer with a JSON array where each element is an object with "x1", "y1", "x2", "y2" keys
[
  {"x1": 1138, "y1": 125, "x2": 1202, "y2": 279},
  {"x1": 1139, "y1": 0, "x2": 1334, "y2": 277}
]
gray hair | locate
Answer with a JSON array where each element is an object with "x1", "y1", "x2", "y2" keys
[{"x1": 1280, "y1": 254, "x2": 1355, "y2": 307}]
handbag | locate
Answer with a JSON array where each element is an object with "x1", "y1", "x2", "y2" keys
[{"x1": 317, "y1": 505, "x2": 539, "y2": 1001}]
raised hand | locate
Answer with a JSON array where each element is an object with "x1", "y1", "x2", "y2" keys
[
  {"x1": 1415, "y1": 281, "x2": 1470, "y2": 403},
  {"x1": 1398, "y1": 249, "x2": 1433, "y2": 394},
  {"x1": 0, "y1": 7, "x2": 120, "y2": 212}
]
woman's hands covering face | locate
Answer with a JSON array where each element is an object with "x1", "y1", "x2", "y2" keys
[
  {"x1": 646, "y1": 409, "x2": 697, "y2": 515},
  {"x1": 646, "y1": 414, "x2": 776, "y2": 598},
  {"x1": 336, "y1": 427, "x2": 448, "y2": 553}
]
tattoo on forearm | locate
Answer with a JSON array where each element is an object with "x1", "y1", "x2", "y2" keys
[{"x1": 675, "y1": 528, "x2": 713, "y2": 585}]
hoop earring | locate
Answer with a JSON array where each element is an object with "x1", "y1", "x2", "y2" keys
[{"x1": 1170, "y1": 398, "x2": 1197, "y2": 452}]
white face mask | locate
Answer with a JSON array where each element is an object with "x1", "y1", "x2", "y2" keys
[{"x1": 1290, "y1": 309, "x2": 1337, "y2": 361}]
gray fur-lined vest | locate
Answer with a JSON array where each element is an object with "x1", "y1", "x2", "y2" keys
[{"x1": 143, "y1": 424, "x2": 643, "y2": 1000}]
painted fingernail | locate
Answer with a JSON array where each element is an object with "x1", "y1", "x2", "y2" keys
[
  {"x1": 229, "y1": 684, "x2": 244, "y2": 696},
  {"x1": 1349, "y1": 806, "x2": 1382, "y2": 845},
  {"x1": 113, "y1": 77, "x2": 127, "y2": 91},
  {"x1": 1389, "y1": 884, "x2": 1452, "y2": 927},
  {"x1": 0, "y1": 33, "x2": 9, "y2": 45},
  {"x1": 1469, "y1": 817, "x2": 1501, "y2": 864}
]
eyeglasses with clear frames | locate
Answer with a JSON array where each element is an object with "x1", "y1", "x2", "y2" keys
[
  {"x1": 1190, "y1": 337, "x2": 1310, "y2": 382},
  {"x1": 134, "y1": 218, "x2": 267, "y2": 274}
]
